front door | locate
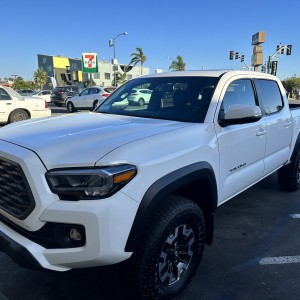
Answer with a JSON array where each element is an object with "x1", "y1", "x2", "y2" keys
[{"x1": 216, "y1": 78, "x2": 267, "y2": 203}]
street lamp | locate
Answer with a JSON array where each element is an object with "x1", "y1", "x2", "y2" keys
[
  {"x1": 109, "y1": 32, "x2": 128, "y2": 86},
  {"x1": 11, "y1": 74, "x2": 18, "y2": 81}
]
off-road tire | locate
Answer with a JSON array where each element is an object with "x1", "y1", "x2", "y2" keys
[{"x1": 131, "y1": 195, "x2": 206, "y2": 299}]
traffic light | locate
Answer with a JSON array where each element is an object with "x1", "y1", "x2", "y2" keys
[
  {"x1": 229, "y1": 51, "x2": 234, "y2": 60},
  {"x1": 241, "y1": 55, "x2": 244, "y2": 62},
  {"x1": 281, "y1": 47, "x2": 285, "y2": 54},
  {"x1": 286, "y1": 45, "x2": 292, "y2": 55},
  {"x1": 235, "y1": 52, "x2": 239, "y2": 60},
  {"x1": 276, "y1": 45, "x2": 280, "y2": 52},
  {"x1": 271, "y1": 61, "x2": 278, "y2": 76}
]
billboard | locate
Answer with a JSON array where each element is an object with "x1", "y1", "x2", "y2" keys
[{"x1": 82, "y1": 53, "x2": 98, "y2": 73}]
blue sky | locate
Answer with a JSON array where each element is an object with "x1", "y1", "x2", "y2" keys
[{"x1": 1, "y1": 0, "x2": 299, "y2": 81}]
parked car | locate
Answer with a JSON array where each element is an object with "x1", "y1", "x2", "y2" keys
[
  {"x1": 0, "y1": 86, "x2": 51, "y2": 124},
  {"x1": 128, "y1": 88, "x2": 152, "y2": 106},
  {"x1": 32, "y1": 90, "x2": 52, "y2": 102},
  {"x1": 17, "y1": 89, "x2": 36, "y2": 96},
  {"x1": 66, "y1": 86, "x2": 116, "y2": 113},
  {"x1": 50, "y1": 85, "x2": 80, "y2": 106}
]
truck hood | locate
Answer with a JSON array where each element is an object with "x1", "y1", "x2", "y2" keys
[{"x1": 0, "y1": 112, "x2": 191, "y2": 169}]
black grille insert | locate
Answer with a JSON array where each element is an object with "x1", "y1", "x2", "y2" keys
[{"x1": 0, "y1": 157, "x2": 35, "y2": 219}]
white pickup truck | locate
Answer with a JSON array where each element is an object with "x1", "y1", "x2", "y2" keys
[
  {"x1": 0, "y1": 70, "x2": 300, "y2": 299},
  {"x1": 0, "y1": 85, "x2": 51, "y2": 124}
]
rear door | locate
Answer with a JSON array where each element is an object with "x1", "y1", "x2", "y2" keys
[
  {"x1": 254, "y1": 79, "x2": 293, "y2": 175},
  {"x1": 216, "y1": 78, "x2": 267, "y2": 203}
]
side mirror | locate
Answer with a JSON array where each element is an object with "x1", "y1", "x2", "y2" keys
[{"x1": 219, "y1": 104, "x2": 262, "y2": 127}]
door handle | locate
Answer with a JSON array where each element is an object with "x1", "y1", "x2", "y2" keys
[
  {"x1": 284, "y1": 121, "x2": 292, "y2": 127},
  {"x1": 256, "y1": 129, "x2": 266, "y2": 137},
  {"x1": 6, "y1": 103, "x2": 12, "y2": 105}
]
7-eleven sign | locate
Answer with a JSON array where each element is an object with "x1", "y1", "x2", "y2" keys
[{"x1": 82, "y1": 53, "x2": 98, "y2": 73}]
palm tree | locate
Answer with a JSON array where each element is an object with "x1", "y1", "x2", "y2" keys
[
  {"x1": 129, "y1": 47, "x2": 147, "y2": 75},
  {"x1": 33, "y1": 68, "x2": 48, "y2": 90},
  {"x1": 169, "y1": 55, "x2": 186, "y2": 71}
]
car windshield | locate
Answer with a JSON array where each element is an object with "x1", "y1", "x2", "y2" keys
[{"x1": 96, "y1": 76, "x2": 218, "y2": 123}]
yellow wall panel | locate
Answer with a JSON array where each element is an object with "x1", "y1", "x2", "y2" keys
[{"x1": 53, "y1": 56, "x2": 70, "y2": 68}]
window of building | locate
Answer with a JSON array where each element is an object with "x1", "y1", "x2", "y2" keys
[
  {"x1": 105, "y1": 73, "x2": 111, "y2": 80},
  {"x1": 93, "y1": 73, "x2": 100, "y2": 79}
]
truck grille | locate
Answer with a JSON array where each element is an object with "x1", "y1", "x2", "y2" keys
[{"x1": 0, "y1": 157, "x2": 35, "y2": 220}]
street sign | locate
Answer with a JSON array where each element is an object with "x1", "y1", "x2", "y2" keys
[
  {"x1": 252, "y1": 32, "x2": 266, "y2": 45},
  {"x1": 251, "y1": 53, "x2": 263, "y2": 66},
  {"x1": 82, "y1": 53, "x2": 98, "y2": 73}
]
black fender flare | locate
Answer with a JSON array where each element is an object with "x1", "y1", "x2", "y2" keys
[
  {"x1": 125, "y1": 161, "x2": 218, "y2": 252},
  {"x1": 289, "y1": 132, "x2": 300, "y2": 163}
]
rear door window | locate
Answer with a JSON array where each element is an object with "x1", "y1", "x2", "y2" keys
[{"x1": 256, "y1": 79, "x2": 283, "y2": 115}]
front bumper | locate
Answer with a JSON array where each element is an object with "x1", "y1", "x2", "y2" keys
[
  {"x1": 0, "y1": 140, "x2": 139, "y2": 271},
  {"x1": 0, "y1": 192, "x2": 138, "y2": 271}
]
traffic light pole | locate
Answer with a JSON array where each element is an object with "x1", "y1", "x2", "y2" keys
[{"x1": 267, "y1": 45, "x2": 292, "y2": 74}]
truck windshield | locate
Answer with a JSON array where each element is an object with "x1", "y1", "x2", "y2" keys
[{"x1": 96, "y1": 76, "x2": 218, "y2": 123}]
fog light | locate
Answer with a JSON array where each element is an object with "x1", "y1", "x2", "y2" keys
[{"x1": 70, "y1": 228, "x2": 82, "y2": 241}]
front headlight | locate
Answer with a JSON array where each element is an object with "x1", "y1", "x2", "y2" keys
[{"x1": 46, "y1": 164, "x2": 137, "y2": 200}]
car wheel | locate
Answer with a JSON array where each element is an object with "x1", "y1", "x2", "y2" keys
[
  {"x1": 132, "y1": 195, "x2": 205, "y2": 299},
  {"x1": 138, "y1": 98, "x2": 145, "y2": 106},
  {"x1": 93, "y1": 101, "x2": 98, "y2": 110},
  {"x1": 67, "y1": 102, "x2": 75, "y2": 113},
  {"x1": 278, "y1": 148, "x2": 300, "y2": 191},
  {"x1": 9, "y1": 109, "x2": 29, "y2": 123}
]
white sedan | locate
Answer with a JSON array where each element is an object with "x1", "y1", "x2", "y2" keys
[
  {"x1": 32, "y1": 90, "x2": 52, "y2": 102},
  {"x1": 0, "y1": 86, "x2": 51, "y2": 124},
  {"x1": 66, "y1": 86, "x2": 116, "y2": 113}
]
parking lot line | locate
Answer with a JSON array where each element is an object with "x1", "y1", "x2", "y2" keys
[
  {"x1": 259, "y1": 255, "x2": 300, "y2": 265},
  {"x1": 289, "y1": 214, "x2": 300, "y2": 218}
]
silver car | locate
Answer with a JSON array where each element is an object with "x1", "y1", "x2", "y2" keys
[{"x1": 66, "y1": 86, "x2": 116, "y2": 113}]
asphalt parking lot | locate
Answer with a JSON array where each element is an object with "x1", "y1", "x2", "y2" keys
[
  {"x1": 0, "y1": 172, "x2": 300, "y2": 300},
  {"x1": 0, "y1": 105, "x2": 300, "y2": 299}
]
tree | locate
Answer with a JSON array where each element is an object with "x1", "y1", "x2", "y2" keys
[
  {"x1": 129, "y1": 47, "x2": 146, "y2": 75},
  {"x1": 169, "y1": 55, "x2": 186, "y2": 71},
  {"x1": 33, "y1": 68, "x2": 48, "y2": 90},
  {"x1": 12, "y1": 76, "x2": 26, "y2": 90},
  {"x1": 282, "y1": 77, "x2": 300, "y2": 98}
]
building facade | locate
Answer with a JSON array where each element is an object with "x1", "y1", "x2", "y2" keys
[{"x1": 37, "y1": 54, "x2": 149, "y2": 89}]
